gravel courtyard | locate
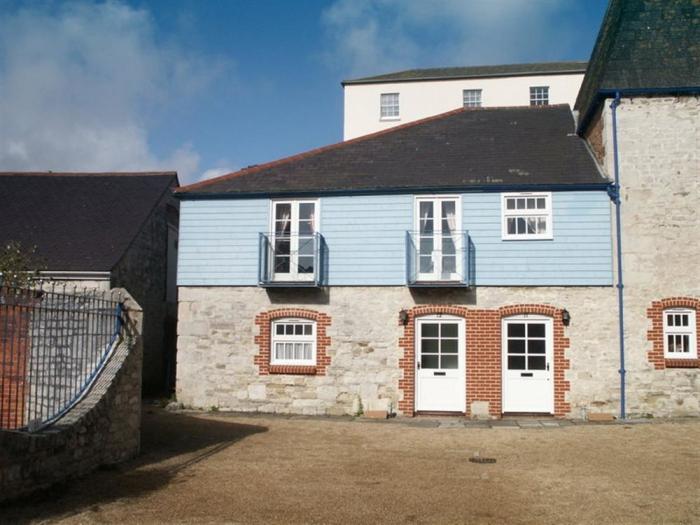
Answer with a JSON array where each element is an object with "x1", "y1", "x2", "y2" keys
[{"x1": 3, "y1": 408, "x2": 699, "y2": 524}]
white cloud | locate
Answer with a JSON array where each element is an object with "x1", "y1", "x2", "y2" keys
[
  {"x1": 0, "y1": 1, "x2": 228, "y2": 184},
  {"x1": 322, "y1": 0, "x2": 579, "y2": 77},
  {"x1": 200, "y1": 167, "x2": 235, "y2": 181}
]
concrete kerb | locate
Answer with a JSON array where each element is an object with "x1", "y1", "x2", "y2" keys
[{"x1": 162, "y1": 407, "x2": 699, "y2": 430}]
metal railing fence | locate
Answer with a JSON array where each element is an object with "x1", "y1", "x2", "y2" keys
[{"x1": 0, "y1": 283, "x2": 122, "y2": 431}]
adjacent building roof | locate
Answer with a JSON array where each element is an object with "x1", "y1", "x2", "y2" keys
[
  {"x1": 178, "y1": 105, "x2": 606, "y2": 198},
  {"x1": 0, "y1": 172, "x2": 178, "y2": 272},
  {"x1": 575, "y1": 0, "x2": 700, "y2": 131},
  {"x1": 342, "y1": 61, "x2": 588, "y2": 85}
]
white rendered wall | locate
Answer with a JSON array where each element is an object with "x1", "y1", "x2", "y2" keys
[{"x1": 343, "y1": 73, "x2": 585, "y2": 140}]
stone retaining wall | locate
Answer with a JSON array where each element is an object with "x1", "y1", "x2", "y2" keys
[{"x1": 0, "y1": 290, "x2": 142, "y2": 503}]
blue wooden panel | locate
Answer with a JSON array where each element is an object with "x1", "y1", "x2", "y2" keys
[
  {"x1": 177, "y1": 199, "x2": 268, "y2": 286},
  {"x1": 463, "y1": 192, "x2": 613, "y2": 285},
  {"x1": 177, "y1": 191, "x2": 613, "y2": 286}
]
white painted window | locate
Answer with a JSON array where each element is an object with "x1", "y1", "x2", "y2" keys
[
  {"x1": 463, "y1": 89, "x2": 482, "y2": 108},
  {"x1": 270, "y1": 200, "x2": 318, "y2": 281},
  {"x1": 415, "y1": 196, "x2": 462, "y2": 281},
  {"x1": 530, "y1": 86, "x2": 549, "y2": 106},
  {"x1": 501, "y1": 192, "x2": 553, "y2": 240},
  {"x1": 380, "y1": 93, "x2": 400, "y2": 120},
  {"x1": 271, "y1": 319, "x2": 316, "y2": 365},
  {"x1": 663, "y1": 309, "x2": 697, "y2": 359}
]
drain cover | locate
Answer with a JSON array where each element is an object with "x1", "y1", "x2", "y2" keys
[{"x1": 469, "y1": 457, "x2": 496, "y2": 464}]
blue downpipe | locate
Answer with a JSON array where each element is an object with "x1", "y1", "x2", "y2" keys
[{"x1": 610, "y1": 92, "x2": 626, "y2": 420}]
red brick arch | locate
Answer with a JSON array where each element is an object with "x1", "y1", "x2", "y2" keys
[
  {"x1": 398, "y1": 304, "x2": 570, "y2": 418},
  {"x1": 647, "y1": 297, "x2": 700, "y2": 369},
  {"x1": 254, "y1": 308, "x2": 331, "y2": 375}
]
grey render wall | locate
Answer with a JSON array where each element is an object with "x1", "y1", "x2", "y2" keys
[
  {"x1": 592, "y1": 96, "x2": 700, "y2": 416},
  {"x1": 111, "y1": 185, "x2": 178, "y2": 395},
  {"x1": 0, "y1": 291, "x2": 142, "y2": 503}
]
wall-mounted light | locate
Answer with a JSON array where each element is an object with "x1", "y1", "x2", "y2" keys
[
  {"x1": 562, "y1": 309, "x2": 571, "y2": 326},
  {"x1": 399, "y1": 309, "x2": 409, "y2": 326}
]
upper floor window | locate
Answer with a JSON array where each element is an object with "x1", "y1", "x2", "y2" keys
[
  {"x1": 530, "y1": 86, "x2": 549, "y2": 106},
  {"x1": 463, "y1": 89, "x2": 482, "y2": 108},
  {"x1": 271, "y1": 319, "x2": 316, "y2": 366},
  {"x1": 664, "y1": 309, "x2": 697, "y2": 359},
  {"x1": 380, "y1": 93, "x2": 400, "y2": 120},
  {"x1": 502, "y1": 193, "x2": 553, "y2": 240},
  {"x1": 271, "y1": 200, "x2": 318, "y2": 281}
]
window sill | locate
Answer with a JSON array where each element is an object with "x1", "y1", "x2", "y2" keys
[
  {"x1": 380, "y1": 117, "x2": 401, "y2": 122},
  {"x1": 269, "y1": 365, "x2": 318, "y2": 375},
  {"x1": 664, "y1": 358, "x2": 699, "y2": 368},
  {"x1": 502, "y1": 236, "x2": 554, "y2": 241}
]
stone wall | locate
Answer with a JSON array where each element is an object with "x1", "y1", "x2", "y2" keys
[
  {"x1": 177, "y1": 285, "x2": 634, "y2": 418},
  {"x1": 0, "y1": 290, "x2": 142, "y2": 503},
  {"x1": 111, "y1": 186, "x2": 178, "y2": 395},
  {"x1": 593, "y1": 96, "x2": 700, "y2": 417}
]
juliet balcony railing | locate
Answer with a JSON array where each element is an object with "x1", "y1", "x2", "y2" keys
[
  {"x1": 258, "y1": 232, "x2": 324, "y2": 287},
  {"x1": 405, "y1": 230, "x2": 473, "y2": 287}
]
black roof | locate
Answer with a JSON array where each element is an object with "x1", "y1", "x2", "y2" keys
[
  {"x1": 179, "y1": 105, "x2": 606, "y2": 197},
  {"x1": 342, "y1": 61, "x2": 588, "y2": 85},
  {"x1": 576, "y1": 0, "x2": 700, "y2": 131},
  {"x1": 0, "y1": 172, "x2": 178, "y2": 272}
]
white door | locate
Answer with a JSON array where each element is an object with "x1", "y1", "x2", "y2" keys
[
  {"x1": 271, "y1": 200, "x2": 317, "y2": 281},
  {"x1": 415, "y1": 316, "x2": 466, "y2": 412},
  {"x1": 502, "y1": 316, "x2": 554, "y2": 413},
  {"x1": 416, "y1": 197, "x2": 461, "y2": 281}
]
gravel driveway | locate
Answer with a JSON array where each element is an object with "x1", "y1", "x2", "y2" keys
[{"x1": 3, "y1": 408, "x2": 699, "y2": 524}]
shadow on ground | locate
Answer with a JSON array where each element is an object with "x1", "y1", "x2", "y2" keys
[{"x1": 1, "y1": 409, "x2": 267, "y2": 524}]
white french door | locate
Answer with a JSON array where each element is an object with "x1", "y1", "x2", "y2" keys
[
  {"x1": 502, "y1": 316, "x2": 554, "y2": 413},
  {"x1": 271, "y1": 200, "x2": 317, "y2": 281},
  {"x1": 415, "y1": 316, "x2": 466, "y2": 412},
  {"x1": 416, "y1": 197, "x2": 461, "y2": 281}
]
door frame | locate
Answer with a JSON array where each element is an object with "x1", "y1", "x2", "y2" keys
[
  {"x1": 413, "y1": 195, "x2": 462, "y2": 282},
  {"x1": 501, "y1": 314, "x2": 554, "y2": 414},
  {"x1": 414, "y1": 314, "x2": 467, "y2": 413}
]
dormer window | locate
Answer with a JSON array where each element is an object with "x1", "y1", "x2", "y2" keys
[
  {"x1": 530, "y1": 86, "x2": 549, "y2": 106},
  {"x1": 380, "y1": 93, "x2": 400, "y2": 120}
]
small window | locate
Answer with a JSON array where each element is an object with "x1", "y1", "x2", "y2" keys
[
  {"x1": 663, "y1": 309, "x2": 697, "y2": 359},
  {"x1": 463, "y1": 89, "x2": 482, "y2": 108},
  {"x1": 380, "y1": 93, "x2": 400, "y2": 120},
  {"x1": 271, "y1": 319, "x2": 316, "y2": 365},
  {"x1": 502, "y1": 193, "x2": 553, "y2": 240},
  {"x1": 530, "y1": 86, "x2": 549, "y2": 106}
]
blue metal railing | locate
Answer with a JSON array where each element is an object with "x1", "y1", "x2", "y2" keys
[
  {"x1": 258, "y1": 232, "x2": 324, "y2": 287},
  {"x1": 405, "y1": 230, "x2": 473, "y2": 287},
  {"x1": 0, "y1": 284, "x2": 123, "y2": 431}
]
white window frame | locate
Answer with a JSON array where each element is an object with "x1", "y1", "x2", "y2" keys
[
  {"x1": 462, "y1": 89, "x2": 482, "y2": 108},
  {"x1": 269, "y1": 199, "x2": 320, "y2": 282},
  {"x1": 663, "y1": 308, "x2": 697, "y2": 359},
  {"x1": 501, "y1": 192, "x2": 553, "y2": 240},
  {"x1": 380, "y1": 92, "x2": 400, "y2": 120},
  {"x1": 270, "y1": 318, "x2": 317, "y2": 366},
  {"x1": 414, "y1": 195, "x2": 463, "y2": 281},
  {"x1": 530, "y1": 86, "x2": 549, "y2": 106}
]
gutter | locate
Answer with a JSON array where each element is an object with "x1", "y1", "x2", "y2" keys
[
  {"x1": 609, "y1": 92, "x2": 626, "y2": 420},
  {"x1": 39, "y1": 271, "x2": 111, "y2": 280},
  {"x1": 176, "y1": 183, "x2": 612, "y2": 201},
  {"x1": 342, "y1": 68, "x2": 588, "y2": 86}
]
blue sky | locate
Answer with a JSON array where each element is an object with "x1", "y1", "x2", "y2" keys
[{"x1": 0, "y1": 0, "x2": 609, "y2": 184}]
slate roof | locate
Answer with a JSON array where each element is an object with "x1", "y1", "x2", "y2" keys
[
  {"x1": 575, "y1": 0, "x2": 700, "y2": 131},
  {"x1": 178, "y1": 105, "x2": 606, "y2": 197},
  {"x1": 342, "y1": 61, "x2": 588, "y2": 85},
  {"x1": 0, "y1": 172, "x2": 178, "y2": 272}
]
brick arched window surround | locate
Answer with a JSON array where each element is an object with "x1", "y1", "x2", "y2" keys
[
  {"x1": 398, "y1": 304, "x2": 570, "y2": 418},
  {"x1": 254, "y1": 309, "x2": 331, "y2": 375},
  {"x1": 647, "y1": 297, "x2": 700, "y2": 369}
]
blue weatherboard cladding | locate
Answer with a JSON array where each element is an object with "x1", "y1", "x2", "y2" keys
[{"x1": 177, "y1": 191, "x2": 613, "y2": 287}]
